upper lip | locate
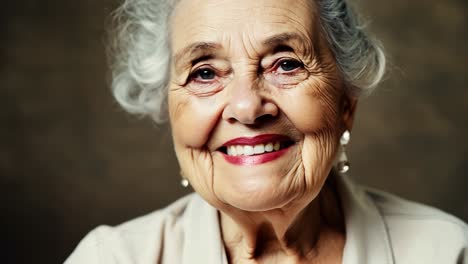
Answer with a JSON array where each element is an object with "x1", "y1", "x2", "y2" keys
[{"x1": 221, "y1": 134, "x2": 293, "y2": 147}]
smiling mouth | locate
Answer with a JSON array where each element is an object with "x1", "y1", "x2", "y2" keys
[
  {"x1": 218, "y1": 141, "x2": 295, "y2": 156},
  {"x1": 216, "y1": 134, "x2": 296, "y2": 166}
]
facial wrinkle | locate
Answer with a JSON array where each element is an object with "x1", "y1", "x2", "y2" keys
[{"x1": 169, "y1": 1, "x2": 348, "y2": 262}]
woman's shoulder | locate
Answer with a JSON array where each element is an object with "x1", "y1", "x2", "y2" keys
[
  {"x1": 339, "y1": 175, "x2": 467, "y2": 263},
  {"x1": 363, "y1": 185, "x2": 468, "y2": 262},
  {"x1": 65, "y1": 193, "x2": 200, "y2": 264},
  {"x1": 364, "y1": 185, "x2": 467, "y2": 232}
]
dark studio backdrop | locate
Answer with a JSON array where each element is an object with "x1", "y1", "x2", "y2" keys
[{"x1": 1, "y1": 0, "x2": 467, "y2": 263}]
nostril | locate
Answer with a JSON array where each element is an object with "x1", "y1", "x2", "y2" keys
[
  {"x1": 254, "y1": 113, "x2": 277, "y2": 124},
  {"x1": 225, "y1": 112, "x2": 277, "y2": 126},
  {"x1": 221, "y1": 90, "x2": 279, "y2": 124},
  {"x1": 226, "y1": 117, "x2": 238, "y2": 124}
]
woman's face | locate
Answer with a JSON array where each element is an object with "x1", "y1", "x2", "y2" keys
[{"x1": 169, "y1": 0, "x2": 354, "y2": 211}]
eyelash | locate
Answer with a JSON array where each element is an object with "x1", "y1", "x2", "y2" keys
[
  {"x1": 188, "y1": 66, "x2": 219, "y2": 84},
  {"x1": 185, "y1": 66, "x2": 225, "y2": 96},
  {"x1": 186, "y1": 58, "x2": 304, "y2": 85},
  {"x1": 271, "y1": 58, "x2": 304, "y2": 74}
]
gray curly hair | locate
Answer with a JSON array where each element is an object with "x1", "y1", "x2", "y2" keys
[{"x1": 109, "y1": 0, "x2": 386, "y2": 123}]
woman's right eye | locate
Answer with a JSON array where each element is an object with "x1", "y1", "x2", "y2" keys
[
  {"x1": 184, "y1": 66, "x2": 226, "y2": 96},
  {"x1": 189, "y1": 68, "x2": 216, "y2": 82}
]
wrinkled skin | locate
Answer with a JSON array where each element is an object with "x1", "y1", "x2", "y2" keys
[{"x1": 168, "y1": 0, "x2": 356, "y2": 262}]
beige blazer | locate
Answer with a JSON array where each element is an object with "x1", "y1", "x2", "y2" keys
[{"x1": 65, "y1": 176, "x2": 468, "y2": 263}]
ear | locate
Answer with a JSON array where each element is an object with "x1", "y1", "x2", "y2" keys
[{"x1": 342, "y1": 95, "x2": 358, "y2": 131}]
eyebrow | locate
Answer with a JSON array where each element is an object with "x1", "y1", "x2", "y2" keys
[
  {"x1": 262, "y1": 32, "x2": 311, "y2": 55},
  {"x1": 173, "y1": 42, "x2": 221, "y2": 70},
  {"x1": 173, "y1": 32, "x2": 312, "y2": 69}
]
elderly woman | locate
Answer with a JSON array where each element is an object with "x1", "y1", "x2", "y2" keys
[{"x1": 66, "y1": 0, "x2": 467, "y2": 263}]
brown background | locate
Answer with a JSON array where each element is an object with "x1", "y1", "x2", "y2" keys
[{"x1": 1, "y1": 0, "x2": 467, "y2": 263}]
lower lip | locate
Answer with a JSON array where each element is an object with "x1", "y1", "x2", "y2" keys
[{"x1": 221, "y1": 146, "x2": 291, "y2": 166}]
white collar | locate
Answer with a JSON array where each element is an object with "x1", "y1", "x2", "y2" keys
[
  {"x1": 182, "y1": 175, "x2": 395, "y2": 264},
  {"x1": 338, "y1": 175, "x2": 395, "y2": 264},
  {"x1": 182, "y1": 194, "x2": 228, "y2": 264}
]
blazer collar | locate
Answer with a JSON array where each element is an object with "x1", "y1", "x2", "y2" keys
[
  {"x1": 338, "y1": 175, "x2": 395, "y2": 264},
  {"x1": 182, "y1": 194, "x2": 228, "y2": 264},
  {"x1": 182, "y1": 174, "x2": 395, "y2": 264}
]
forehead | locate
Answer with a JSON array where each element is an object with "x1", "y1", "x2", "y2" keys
[{"x1": 170, "y1": 0, "x2": 317, "y2": 53}]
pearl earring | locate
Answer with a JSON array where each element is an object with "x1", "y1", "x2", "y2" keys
[
  {"x1": 180, "y1": 170, "x2": 189, "y2": 187},
  {"x1": 181, "y1": 178, "x2": 189, "y2": 188},
  {"x1": 337, "y1": 130, "x2": 351, "y2": 173}
]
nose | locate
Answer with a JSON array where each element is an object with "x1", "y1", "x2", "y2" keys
[{"x1": 222, "y1": 78, "x2": 278, "y2": 125}]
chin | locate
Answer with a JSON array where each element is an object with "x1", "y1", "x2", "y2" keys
[
  {"x1": 223, "y1": 193, "x2": 295, "y2": 212},
  {"x1": 214, "y1": 174, "x2": 300, "y2": 212},
  {"x1": 210, "y1": 145, "x2": 309, "y2": 212}
]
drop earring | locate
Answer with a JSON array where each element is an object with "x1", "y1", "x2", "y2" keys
[
  {"x1": 180, "y1": 170, "x2": 189, "y2": 188},
  {"x1": 337, "y1": 130, "x2": 351, "y2": 173}
]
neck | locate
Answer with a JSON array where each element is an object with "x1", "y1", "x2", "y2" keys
[{"x1": 220, "y1": 174, "x2": 345, "y2": 263}]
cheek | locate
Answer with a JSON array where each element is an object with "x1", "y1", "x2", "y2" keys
[
  {"x1": 276, "y1": 78, "x2": 343, "y2": 177},
  {"x1": 169, "y1": 91, "x2": 222, "y2": 148},
  {"x1": 277, "y1": 81, "x2": 342, "y2": 133}
]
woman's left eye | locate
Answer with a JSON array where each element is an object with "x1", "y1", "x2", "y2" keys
[
  {"x1": 277, "y1": 59, "x2": 303, "y2": 72},
  {"x1": 264, "y1": 58, "x2": 308, "y2": 87}
]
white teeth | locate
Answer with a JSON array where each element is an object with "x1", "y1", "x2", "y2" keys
[
  {"x1": 254, "y1": 144, "x2": 265, "y2": 154},
  {"x1": 236, "y1": 145, "x2": 244, "y2": 155},
  {"x1": 230, "y1": 146, "x2": 238, "y2": 156},
  {"x1": 225, "y1": 141, "x2": 284, "y2": 156},
  {"x1": 274, "y1": 142, "x2": 280, "y2": 151},
  {"x1": 244, "y1": 145, "x2": 254, "y2": 156}
]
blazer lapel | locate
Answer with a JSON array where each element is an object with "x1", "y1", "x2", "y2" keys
[
  {"x1": 338, "y1": 175, "x2": 395, "y2": 264},
  {"x1": 182, "y1": 194, "x2": 228, "y2": 264}
]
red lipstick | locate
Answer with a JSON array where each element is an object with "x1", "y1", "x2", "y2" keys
[
  {"x1": 222, "y1": 134, "x2": 291, "y2": 147},
  {"x1": 220, "y1": 134, "x2": 294, "y2": 166}
]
